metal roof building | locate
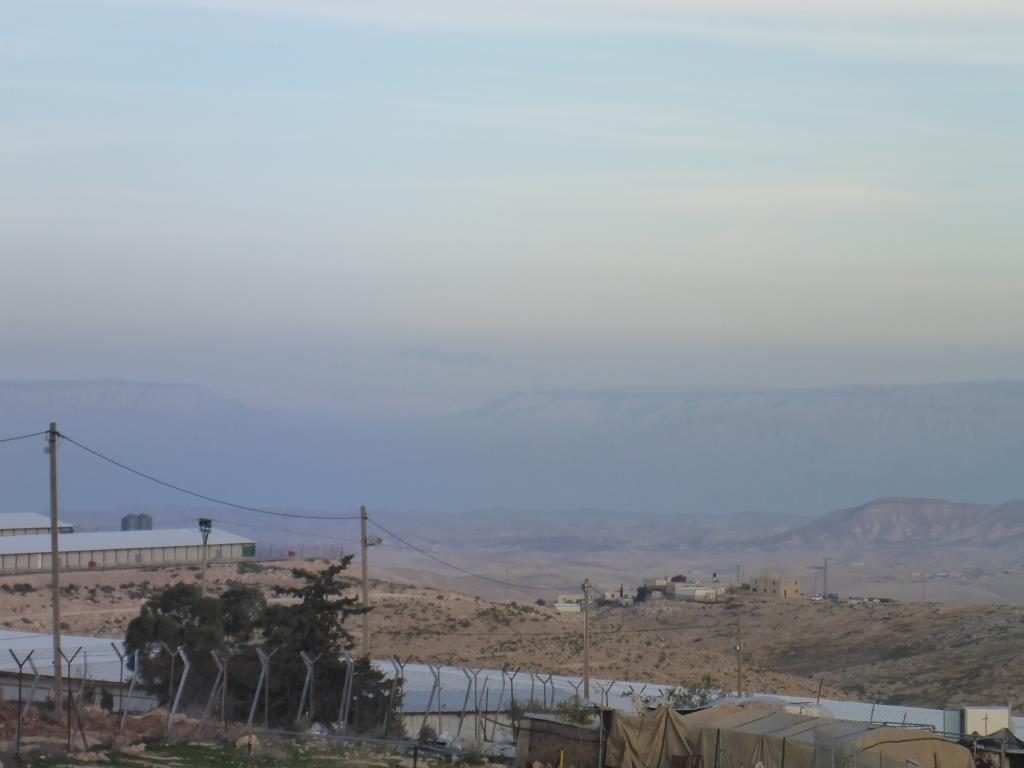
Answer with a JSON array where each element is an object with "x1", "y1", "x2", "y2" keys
[
  {"x1": 1, "y1": 629, "x2": 1020, "y2": 737},
  {"x1": 0, "y1": 512, "x2": 74, "y2": 536},
  {"x1": 0, "y1": 528, "x2": 256, "y2": 573}
]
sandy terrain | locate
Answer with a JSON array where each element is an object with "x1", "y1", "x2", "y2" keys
[{"x1": 3, "y1": 560, "x2": 1022, "y2": 710}]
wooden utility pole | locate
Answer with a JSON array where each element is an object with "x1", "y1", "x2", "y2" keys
[
  {"x1": 735, "y1": 617, "x2": 744, "y2": 698},
  {"x1": 823, "y1": 557, "x2": 829, "y2": 597},
  {"x1": 47, "y1": 423, "x2": 63, "y2": 710},
  {"x1": 582, "y1": 578, "x2": 591, "y2": 701},
  {"x1": 360, "y1": 505, "x2": 370, "y2": 657}
]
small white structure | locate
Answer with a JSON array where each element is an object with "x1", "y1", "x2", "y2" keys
[
  {"x1": 0, "y1": 528, "x2": 256, "y2": 574},
  {"x1": 0, "y1": 512, "x2": 74, "y2": 537},
  {"x1": 673, "y1": 585, "x2": 720, "y2": 603},
  {"x1": 554, "y1": 593, "x2": 585, "y2": 614}
]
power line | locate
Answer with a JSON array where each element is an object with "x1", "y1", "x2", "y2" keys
[
  {"x1": 0, "y1": 430, "x2": 48, "y2": 444},
  {"x1": 57, "y1": 433, "x2": 361, "y2": 521},
  {"x1": 209, "y1": 518, "x2": 356, "y2": 545},
  {"x1": 368, "y1": 518, "x2": 577, "y2": 593}
]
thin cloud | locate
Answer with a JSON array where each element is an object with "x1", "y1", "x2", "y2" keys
[{"x1": 140, "y1": 0, "x2": 1024, "y2": 64}]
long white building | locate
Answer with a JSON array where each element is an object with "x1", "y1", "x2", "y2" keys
[
  {"x1": 0, "y1": 528, "x2": 256, "y2": 573},
  {"x1": 0, "y1": 512, "x2": 74, "y2": 537}
]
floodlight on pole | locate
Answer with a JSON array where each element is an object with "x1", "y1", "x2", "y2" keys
[{"x1": 199, "y1": 518, "x2": 212, "y2": 597}]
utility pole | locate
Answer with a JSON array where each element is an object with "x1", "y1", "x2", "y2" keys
[
  {"x1": 735, "y1": 564, "x2": 741, "y2": 586},
  {"x1": 823, "y1": 557, "x2": 829, "y2": 598},
  {"x1": 360, "y1": 505, "x2": 370, "y2": 657},
  {"x1": 734, "y1": 617, "x2": 744, "y2": 699},
  {"x1": 581, "y1": 578, "x2": 591, "y2": 702},
  {"x1": 47, "y1": 423, "x2": 63, "y2": 711}
]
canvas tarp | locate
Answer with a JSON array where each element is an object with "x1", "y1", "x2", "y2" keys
[
  {"x1": 605, "y1": 705, "x2": 696, "y2": 768},
  {"x1": 605, "y1": 706, "x2": 974, "y2": 768}
]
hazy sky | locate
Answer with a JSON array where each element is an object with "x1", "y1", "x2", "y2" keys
[{"x1": 3, "y1": 0, "x2": 1023, "y2": 414}]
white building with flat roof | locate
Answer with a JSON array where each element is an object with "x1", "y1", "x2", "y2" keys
[
  {"x1": 0, "y1": 512, "x2": 74, "y2": 536},
  {"x1": 0, "y1": 528, "x2": 256, "y2": 573}
]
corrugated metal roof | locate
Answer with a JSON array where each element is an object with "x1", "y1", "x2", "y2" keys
[
  {"x1": 0, "y1": 528, "x2": 254, "y2": 556},
  {"x1": 0, "y1": 512, "x2": 73, "y2": 530},
  {"x1": 1, "y1": 629, "x2": 1014, "y2": 733}
]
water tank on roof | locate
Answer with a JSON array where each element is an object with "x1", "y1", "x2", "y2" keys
[{"x1": 121, "y1": 513, "x2": 154, "y2": 530}]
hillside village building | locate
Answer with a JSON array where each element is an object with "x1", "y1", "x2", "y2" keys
[
  {"x1": 751, "y1": 574, "x2": 802, "y2": 598},
  {"x1": 0, "y1": 512, "x2": 74, "y2": 537}
]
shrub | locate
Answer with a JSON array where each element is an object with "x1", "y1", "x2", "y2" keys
[{"x1": 553, "y1": 696, "x2": 594, "y2": 725}]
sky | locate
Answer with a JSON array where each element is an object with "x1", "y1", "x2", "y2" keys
[{"x1": 2, "y1": 0, "x2": 1023, "y2": 415}]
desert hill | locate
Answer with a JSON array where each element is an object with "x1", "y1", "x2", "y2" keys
[
  {"x1": 753, "y1": 497, "x2": 1024, "y2": 550},
  {"x1": 3, "y1": 560, "x2": 1024, "y2": 710}
]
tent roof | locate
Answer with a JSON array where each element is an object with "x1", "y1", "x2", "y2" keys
[{"x1": 678, "y1": 705, "x2": 954, "y2": 750}]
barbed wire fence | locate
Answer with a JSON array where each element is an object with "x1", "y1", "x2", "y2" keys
[{"x1": 1, "y1": 644, "x2": 600, "y2": 759}]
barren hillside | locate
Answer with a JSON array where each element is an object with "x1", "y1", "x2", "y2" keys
[{"x1": 3, "y1": 561, "x2": 1024, "y2": 710}]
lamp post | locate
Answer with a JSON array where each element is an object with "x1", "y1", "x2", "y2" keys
[{"x1": 199, "y1": 518, "x2": 212, "y2": 597}]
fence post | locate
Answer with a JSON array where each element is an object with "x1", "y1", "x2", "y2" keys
[
  {"x1": 165, "y1": 647, "x2": 191, "y2": 740},
  {"x1": 457, "y1": 667, "x2": 474, "y2": 740},
  {"x1": 296, "y1": 651, "x2": 322, "y2": 727},
  {"x1": 24, "y1": 655, "x2": 41, "y2": 720},
  {"x1": 198, "y1": 650, "x2": 227, "y2": 736},
  {"x1": 111, "y1": 643, "x2": 127, "y2": 713},
  {"x1": 247, "y1": 647, "x2": 277, "y2": 729},
  {"x1": 60, "y1": 647, "x2": 83, "y2": 751},
  {"x1": 338, "y1": 649, "x2": 356, "y2": 732},
  {"x1": 9, "y1": 649, "x2": 33, "y2": 757},
  {"x1": 385, "y1": 657, "x2": 407, "y2": 739},
  {"x1": 570, "y1": 678, "x2": 584, "y2": 707},
  {"x1": 118, "y1": 650, "x2": 140, "y2": 740},
  {"x1": 469, "y1": 669, "x2": 482, "y2": 743},
  {"x1": 492, "y1": 667, "x2": 507, "y2": 740},
  {"x1": 160, "y1": 642, "x2": 176, "y2": 705},
  {"x1": 420, "y1": 663, "x2": 441, "y2": 735}
]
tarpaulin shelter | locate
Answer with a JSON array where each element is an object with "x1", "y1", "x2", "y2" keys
[{"x1": 606, "y1": 706, "x2": 973, "y2": 768}]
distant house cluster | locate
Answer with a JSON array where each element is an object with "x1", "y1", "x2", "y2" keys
[{"x1": 641, "y1": 576, "x2": 727, "y2": 603}]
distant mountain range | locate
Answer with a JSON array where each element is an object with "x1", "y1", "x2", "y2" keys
[
  {"x1": 758, "y1": 497, "x2": 1024, "y2": 550},
  {"x1": 1, "y1": 379, "x2": 1023, "y2": 519}
]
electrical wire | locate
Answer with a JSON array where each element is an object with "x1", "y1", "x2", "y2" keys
[
  {"x1": 57, "y1": 433, "x2": 361, "y2": 521},
  {"x1": 0, "y1": 430, "x2": 48, "y2": 444},
  {"x1": 43, "y1": 430, "x2": 602, "y2": 593},
  {"x1": 207, "y1": 518, "x2": 356, "y2": 545},
  {"x1": 368, "y1": 518, "x2": 579, "y2": 593}
]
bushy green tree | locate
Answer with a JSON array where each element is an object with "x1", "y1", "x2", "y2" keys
[{"x1": 124, "y1": 556, "x2": 399, "y2": 732}]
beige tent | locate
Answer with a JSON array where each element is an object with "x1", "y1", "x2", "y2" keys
[{"x1": 606, "y1": 706, "x2": 973, "y2": 768}]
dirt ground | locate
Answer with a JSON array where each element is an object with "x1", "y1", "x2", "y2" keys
[{"x1": 3, "y1": 561, "x2": 1023, "y2": 709}]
